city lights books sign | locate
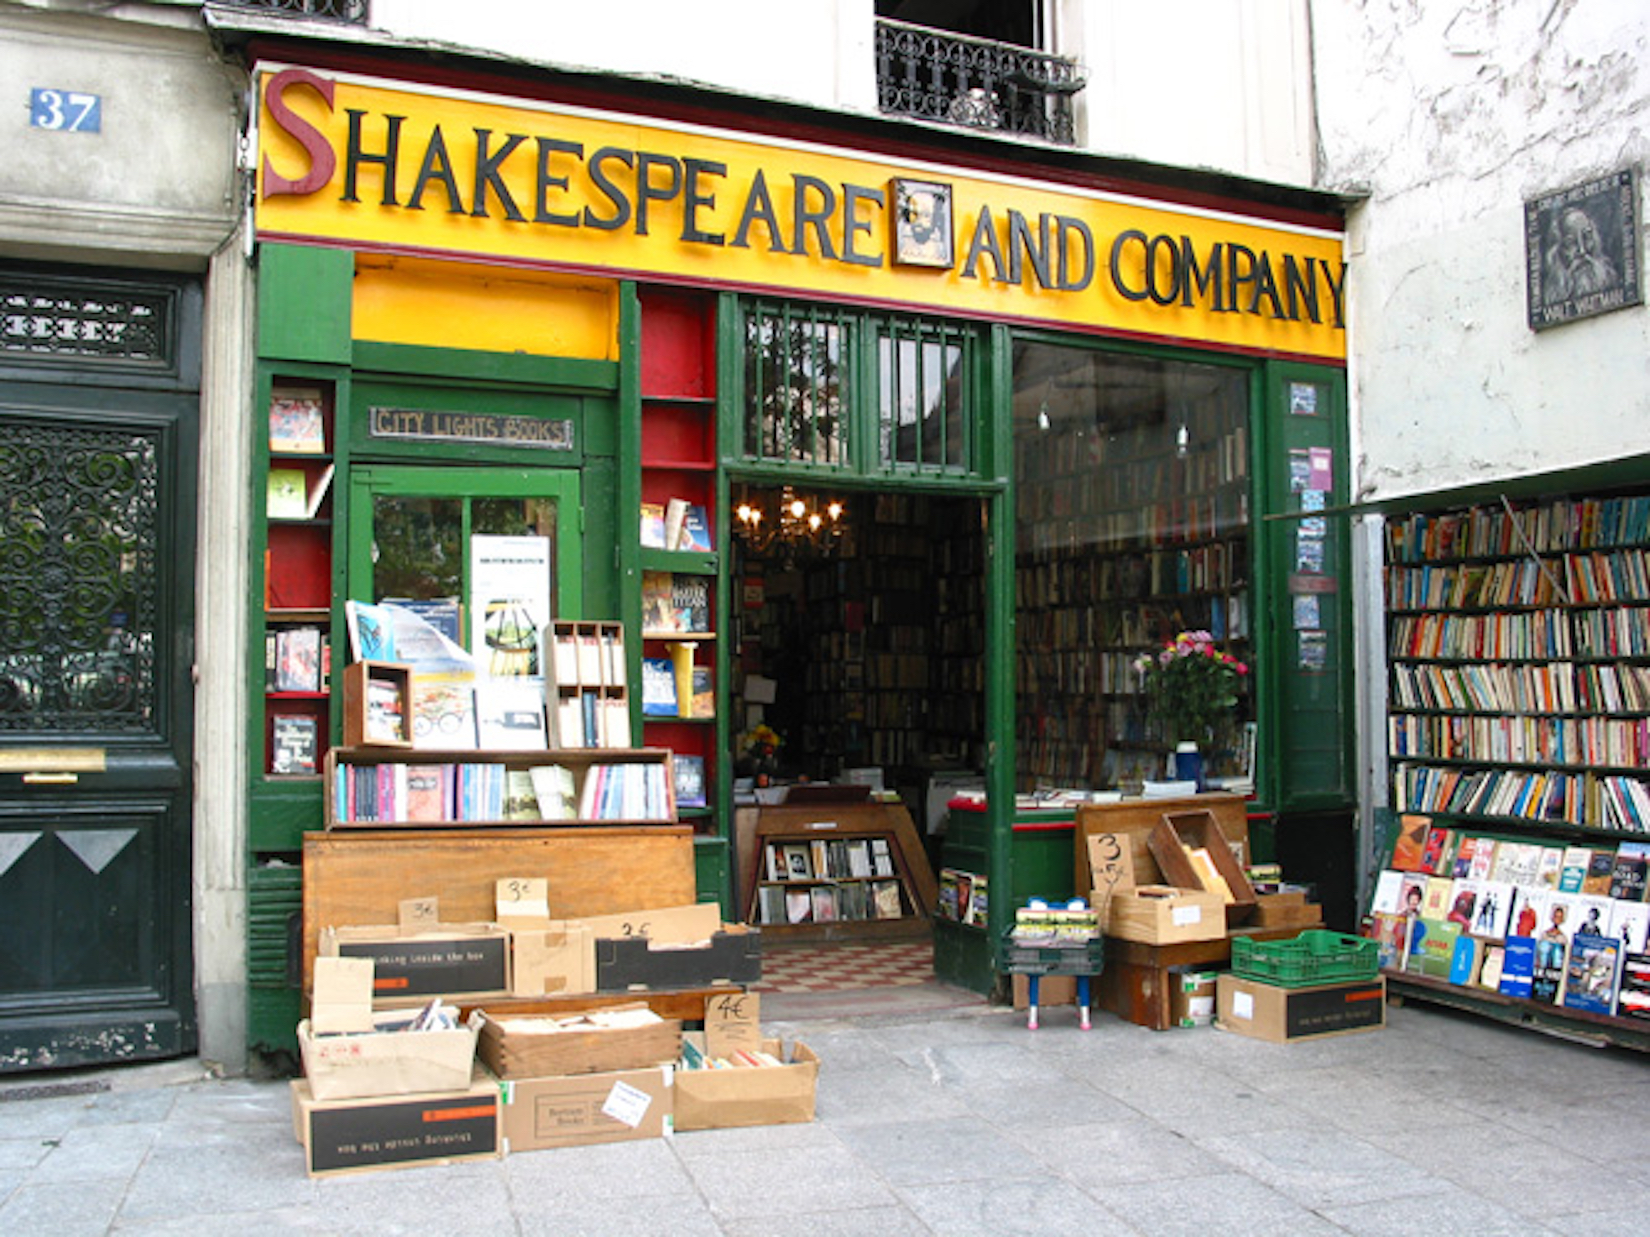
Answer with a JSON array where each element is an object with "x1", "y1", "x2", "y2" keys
[{"x1": 254, "y1": 66, "x2": 1348, "y2": 363}]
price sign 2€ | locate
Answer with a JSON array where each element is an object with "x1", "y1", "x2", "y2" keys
[{"x1": 30, "y1": 89, "x2": 102, "y2": 133}]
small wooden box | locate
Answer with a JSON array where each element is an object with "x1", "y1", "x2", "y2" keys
[
  {"x1": 1104, "y1": 884, "x2": 1225, "y2": 944},
  {"x1": 1251, "y1": 892, "x2": 1324, "y2": 928},
  {"x1": 343, "y1": 661, "x2": 414, "y2": 748},
  {"x1": 1148, "y1": 809, "x2": 1256, "y2": 926}
]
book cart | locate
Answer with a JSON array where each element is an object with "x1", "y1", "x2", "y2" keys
[{"x1": 1376, "y1": 487, "x2": 1650, "y2": 1051}]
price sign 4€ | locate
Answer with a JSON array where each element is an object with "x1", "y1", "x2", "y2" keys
[{"x1": 30, "y1": 89, "x2": 102, "y2": 133}]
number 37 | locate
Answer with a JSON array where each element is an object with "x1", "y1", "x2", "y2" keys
[{"x1": 30, "y1": 90, "x2": 101, "y2": 133}]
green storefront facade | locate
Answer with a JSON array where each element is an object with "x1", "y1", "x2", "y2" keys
[{"x1": 244, "y1": 46, "x2": 1353, "y2": 1055}]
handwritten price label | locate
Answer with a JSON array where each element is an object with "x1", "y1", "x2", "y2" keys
[
  {"x1": 398, "y1": 896, "x2": 440, "y2": 929},
  {"x1": 705, "y1": 991, "x2": 759, "y2": 1057},
  {"x1": 495, "y1": 877, "x2": 549, "y2": 920}
]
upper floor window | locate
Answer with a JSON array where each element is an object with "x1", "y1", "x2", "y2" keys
[{"x1": 875, "y1": 2, "x2": 1084, "y2": 144}]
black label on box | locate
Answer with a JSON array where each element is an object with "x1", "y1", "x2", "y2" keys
[
  {"x1": 1282, "y1": 981, "x2": 1385, "y2": 1038},
  {"x1": 308, "y1": 1094, "x2": 498, "y2": 1173},
  {"x1": 338, "y1": 935, "x2": 508, "y2": 996}
]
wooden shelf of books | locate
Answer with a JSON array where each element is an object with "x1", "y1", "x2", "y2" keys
[
  {"x1": 741, "y1": 803, "x2": 938, "y2": 942},
  {"x1": 262, "y1": 379, "x2": 337, "y2": 780},
  {"x1": 637, "y1": 287, "x2": 721, "y2": 839},
  {"x1": 1013, "y1": 409, "x2": 1251, "y2": 791},
  {"x1": 545, "y1": 620, "x2": 631, "y2": 749},
  {"x1": 1374, "y1": 489, "x2": 1650, "y2": 1049},
  {"x1": 323, "y1": 746, "x2": 678, "y2": 829}
]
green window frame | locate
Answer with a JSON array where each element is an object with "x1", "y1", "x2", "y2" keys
[{"x1": 735, "y1": 297, "x2": 982, "y2": 482}]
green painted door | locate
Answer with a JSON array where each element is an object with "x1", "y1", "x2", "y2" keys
[
  {"x1": 0, "y1": 272, "x2": 200, "y2": 1071},
  {"x1": 346, "y1": 465, "x2": 585, "y2": 646}
]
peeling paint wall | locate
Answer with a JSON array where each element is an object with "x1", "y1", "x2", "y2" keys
[{"x1": 1311, "y1": 0, "x2": 1650, "y2": 502}]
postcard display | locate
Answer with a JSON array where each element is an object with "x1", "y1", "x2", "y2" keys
[{"x1": 1371, "y1": 489, "x2": 1650, "y2": 1049}]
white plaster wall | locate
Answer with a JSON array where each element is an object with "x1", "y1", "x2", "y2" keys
[
  {"x1": 374, "y1": 0, "x2": 879, "y2": 113},
  {"x1": 370, "y1": 0, "x2": 1313, "y2": 184},
  {"x1": 1311, "y1": 0, "x2": 1650, "y2": 503},
  {"x1": 1060, "y1": 0, "x2": 1316, "y2": 185}
]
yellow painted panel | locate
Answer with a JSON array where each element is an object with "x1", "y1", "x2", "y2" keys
[
  {"x1": 352, "y1": 254, "x2": 617, "y2": 359},
  {"x1": 257, "y1": 68, "x2": 1345, "y2": 362}
]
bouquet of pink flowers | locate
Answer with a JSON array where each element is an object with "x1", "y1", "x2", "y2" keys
[{"x1": 1134, "y1": 630, "x2": 1248, "y2": 742}]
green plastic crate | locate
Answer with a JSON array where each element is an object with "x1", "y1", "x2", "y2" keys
[{"x1": 1230, "y1": 930, "x2": 1379, "y2": 988}]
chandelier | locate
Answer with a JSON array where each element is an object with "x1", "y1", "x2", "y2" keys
[{"x1": 733, "y1": 486, "x2": 848, "y2": 559}]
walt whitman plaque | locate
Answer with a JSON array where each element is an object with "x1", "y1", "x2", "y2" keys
[{"x1": 1525, "y1": 168, "x2": 1641, "y2": 331}]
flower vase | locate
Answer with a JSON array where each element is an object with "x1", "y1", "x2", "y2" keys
[{"x1": 1173, "y1": 741, "x2": 1205, "y2": 791}]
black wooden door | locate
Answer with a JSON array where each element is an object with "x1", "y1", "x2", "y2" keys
[{"x1": 0, "y1": 271, "x2": 199, "y2": 1071}]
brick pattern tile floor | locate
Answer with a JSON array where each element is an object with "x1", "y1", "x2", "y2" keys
[{"x1": 751, "y1": 941, "x2": 934, "y2": 993}]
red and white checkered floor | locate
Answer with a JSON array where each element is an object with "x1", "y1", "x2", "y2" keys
[{"x1": 751, "y1": 941, "x2": 935, "y2": 993}]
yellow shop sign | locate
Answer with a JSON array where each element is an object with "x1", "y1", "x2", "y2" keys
[{"x1": 255, "y1": 66, "x2": 1346, "y2": 361}]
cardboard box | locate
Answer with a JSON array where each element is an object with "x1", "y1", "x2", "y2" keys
[
  {"x1": 1170, "y1": 969, "x2": 1220, "y2": 1027},
  {"x1": 510, "y1": 922, "x2": 596, "y2": 998},
  {"x1": 1215, "y1": 973, "x2": 1386, "y2": 1044},
  {"x1": 321, "y1": 923, "x2": 511, "y2": 1000},
  {"x1": 674, "y1": 1033, "x2": 818, "y2": 1132},
  {"x1": 1104, "y1": 884, "x2": 1225, "y2": 944},
  {"x1": 497, "y1": 1065, "x2": 674, "y2": 1152},
  {"x1": 298, "y1": 1015, "x2": 478, "y2": 1102},
  {"x1": 289, "y1": 1074, "x2": 501, "y2": 1177},
  {"x1": 472, "y1": 1003, "x2": 682, "y2": 1079},
  {"x1": 1010, "y1": 973, "x2": 1078, "y2": 1010},
  {"x1": 299, "y1": 956, "x2": 478, "y2": 1100},
  {"x1": 596, "y1": 925, "x2": 762, "y2": 990},
  {"x1": 1148, "y1": 810, "x2": 1257, "y2": 925}
]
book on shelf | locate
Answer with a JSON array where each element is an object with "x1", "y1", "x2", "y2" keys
[
  {"x1": 304, "y1": 464, "x2": 335, "y2": 519},
  {"x1": 640, "y1": 658, "x2": 678, "y2": 716},
  {"x1": 1498, "y1": 935, "x2": 1536, "y2": 999},
  {"x1": 782, "y1": 843, "x2": 812, "y2": 881},
  {"x1": 600, "y1": 628, "x2": 626, "y2": 688},
  {"x1": 1609, "y1": 841, "x2": 1650, "y2": 901},
  {"x1": 270, "y1": 714, "x2": 319, "y2": 775},
  {"x1": 1391, "y1": 814, "x2": 1429, "y2": 872},
  {"x1": 273, "y1": 627, "x2": 323, "y2": 693},
  {"x1": 640, "y1": 502, "x2": 667, "y2": 549},
  {"x1": 663, "y1": 499, "x2": 689, "y2": 553},
  {"x1": 404, "y1": 764, "x2": 450, "y2": 822},
  {"x1": 364, "y1": 674, "x2": 408, "y2": 744},
  {"x1": 1367, "y1": 911, "x2": 1409, "y2": 970},
  {"x1": 269, "y1": 387, "x2": 327, "y2": 453},
  {"x1": 688, "y1": 665, "x2": 715, "y2": 718},
  {"x1": 1563, "y1": 931, "x2": 1623, "y2": 1014},
  {"x1": 474, "y1": 679, "x2": 548, "y2": 750},
  {"x1": 641, "y1": 571, "x2": 677, "y2": 633},
  {"x1": 1582, "y1": 849, "x2": 1619, "y2": 897},
  {"x1": 673, "y1": 754, "x2": 707, "y2": 809},
  {"x1": 528, "y1": 764, "x2": 577, "y2": 821},
  {"x1": 1609, "y1": 900, "x2": 1650, "y2": 953},
  {"x1": 410, "y1": 669, "x2": 477, "y2": 750},
  {"x1": 502, "y1": 769, "x2": 540, "y2": 822},
  {"x1": 672, "y1": 574, "x2": 711, "y2": 633},
  {"x1": 674, "y1": 502, "x2": 713, "y2": 552},
  {"x1": 267, "y1": 468, "x2": 308, "y2": 519},
  {"x1": 572, "y1": 761, "x2": 672, "y2": 821},
  {"x1": 1557, "y1": 844, "x2": 1592, "y2": 894},
  {"x1": 785, "y1": 888, "x2": 812, "y2": 924}
]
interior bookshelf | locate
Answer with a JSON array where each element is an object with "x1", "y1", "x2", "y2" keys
[
  {"x1": 262, "y1": 378, "x2": 337, "y2": 780},
  {"x1": 1013, "y1": 389, "x2": 1252, "y2": 791},
  {"x1": 1384, "y1": 491, "x2": 1650, "y2": 830},
  {"x1": 740, "y1": 802, "x2": 939, "y2": 942},
  {"x1": 323, "y1": 746, "x2": 677, "y2": 828},
  {"x1": 637, "y1": 287, "x2": 720, "y2": 835}
]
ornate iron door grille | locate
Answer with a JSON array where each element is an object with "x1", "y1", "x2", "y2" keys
[{"x1": 0, "y1": 417, "x2": 160, "y2": 734}]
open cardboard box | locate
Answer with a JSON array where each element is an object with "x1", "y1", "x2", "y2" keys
[
  {"x1": 1147, "y1": 809, "x2": 1256, "y2": 926},
  {"x1": 673, "y1": 1032, "x2": 818, "y2": 1132},
  {"x1": 299, "y1": 957, "x2": 478, "y2": 1100},
  {"x1": 320, "y1": 921, "x2": 511, "y2": 1001}
]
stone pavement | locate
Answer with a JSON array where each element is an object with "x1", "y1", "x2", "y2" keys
[{"x1": 0, "y1": 991, "x2": 1645, "y2": 1235}]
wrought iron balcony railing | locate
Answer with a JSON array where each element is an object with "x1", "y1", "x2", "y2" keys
[
  {"x1": 208, "y1": 0, "x2": 369, "y2": 23},
  {"x1": 875, "y1": 18, "x2": 1084, "y2": 145}
]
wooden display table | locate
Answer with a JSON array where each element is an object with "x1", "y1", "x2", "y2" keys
[
  {"x1": 740, "y1": 801, "x2": 938, "y2": 943},
  {"x1": 301, "y1": 826, "x2": 696, "y2": 993},
  {"x1": 1097, "y1": 925, "x2": 1305, "y2": 1031}
]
